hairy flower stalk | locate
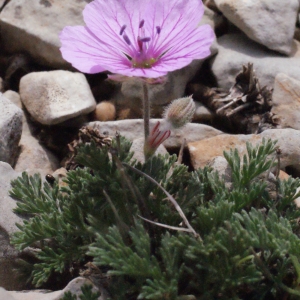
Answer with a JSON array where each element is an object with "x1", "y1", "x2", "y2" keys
[
  {"x1": 144, "y1": 96, "x2": 196, "y2": 159},
  {"x1": 59, "y1": 0, "x2": 214, "y2": 158}
]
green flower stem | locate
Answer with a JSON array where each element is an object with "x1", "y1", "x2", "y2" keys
[{"x1": 142, "y1": 81, "x2": 150, "y2": 141}]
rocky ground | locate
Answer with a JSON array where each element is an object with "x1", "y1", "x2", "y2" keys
[{"x1": 1, "y1": 0, "x2": 300, "y2": 299}]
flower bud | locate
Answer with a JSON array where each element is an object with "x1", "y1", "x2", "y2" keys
[
  {"x1": 144, "y1": 121, "x2": 171, "y2": 159},
  {"x1": 163, "y1": 95, "x2": 195, "y2": 129}
]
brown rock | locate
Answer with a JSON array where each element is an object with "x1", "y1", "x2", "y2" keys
[{"x1": 188, "y1": 128, "x2": 300, "y2": 170}]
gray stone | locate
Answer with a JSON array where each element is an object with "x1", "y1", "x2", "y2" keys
[
  {"x1": 0, "y1": 162, "x2": 26, "y2": 291},
  {"x1": 208, "y1": 156, "x2": 232, "y2": 186},
  {"x1": 271, "y1": 73, "x2": 300, "y2": 130},
  {"x1": 193, "y1": 101, "x2": 213, "y2": 123},
  {"x1": 0, "y1": 161, "x2": 23, "y2": 236},
  {"x1": 3, "y1": 90, "x2": 22, "y2": 109},
  {"x1": 0, "y1": 93, "x2": 22, "y2": 166},
  {"x1": 89, "y1": 119, "x2": 223, "y2": 149},
  {"x1": 3, "y1": 89, "x2": 61, "y2": 175},
  {"x1": 214, "y1": 0, "x2": 299, "y2": 55},
  {"x1": 210, "y1": 33, "x2": 300, "y2": 90},
  {"x1": 0, "y1": 0, "x2": 87, "y2": 68},
  {"x1": 0, "y1": 288, "x2": 16, "y2": 300},
  {"x1": 19, "y1": 70, "x2": 96, "y2": 125},
  {"x1": 14, "y1": 127, "x2": 60, "y2": 176}
]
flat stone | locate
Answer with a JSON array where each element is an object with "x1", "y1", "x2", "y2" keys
[
  {"x1": 89, "y1": 119, "x2": 223, "y2": 149},
  {"x1": 188, "y1": 128, "x2": 300, "y2": 170},
  {"x1": 19, "y1": 70, "x2": 96, "y2": 125},
  {"x1": 214, "y1": 0, "x2": 298, "y2": 55},
  {"x1": 0, "y1": 0, "x2": 87, "y2": 68},
  {"x1": 271, "y1": 73, "x2": 300, "y2": 130},
  {"x1": 210, "y1": 33, "x2": 300, "y2": 90},
  {"x1": 0, "y1": 93, "x2": 23, "y2": 166}
]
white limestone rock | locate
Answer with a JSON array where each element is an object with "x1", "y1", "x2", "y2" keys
[
  {"x1": 210, "y1": 33, "x2": 300, "y2": 90},
  {"x1": 89, "y1": 119, "x2": 223, "y2": 149},
  {"x1": 214, "y1": 0, "x2": 299, "y2": 55},
  {"x1": 0, "y1": 0, "x2": 87, "y2": 68},
  {"x1": 19, "y1": 70, "x2": 96, "y2": 125},
  {"x1": 0, "y1": 93, "x2": 23, "y2": 166}
]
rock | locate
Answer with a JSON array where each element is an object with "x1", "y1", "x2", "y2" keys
[
  {"x1": 188, "y1": 128, "x2": 300, "y2": 170},
  {"x1": 0, "y1": 161, "x2": 23, "y2": 235},
  {"x1": 210, "y1": 33, "x2": 300, "y2": 90},
  {"x1": 214, "y1": 0, "x2": 299, "y2": 55},
  {"x1": 0, "y1": 288, "x2": 17, "y2": 300},
  {"x1": 130, "y1": 137, "x2": 168, "y2": 164},
  {"x1": 0, "y1": 162, "x2": 27, "y2": 291},
  {"x1": 3, "y1": 90, "x2": 22, "y2": 108},
  {"x1": 19, "y1": 70, "x2": 96, "y2": 125},
  {"x1": 4, "y1": 89, "x2": 61, "y2": 175},
  {"x1": 208, "y1": 156, "x2": 232, "y2": 186},
  {"x1": 89, "y1": 119, "x2": 222, "y2": 149},
  {"x1": 0, "y1": 0, "x2": 87, "y2": 68},
  {"x1": 193, "y1": 101, "x2": 214, "y2": 123},
  {"x1": 271, "y1": 73, "x2": 300, "y2": 130},
  {"x1": 93, "y1": 101, "x2": 116, "y2": 122},
  {"x1": 14, "y1": 128, "x2": 60, "y2": 176},
  {"x1": 6, "y1": 277, "x2": 105, "y2": 300},
  {"x1": 0, "y1": 93, "x2": 23, "y2": 166},
  {"x1": 200, "y1": 5, "x2": 226, "y2": 32}
]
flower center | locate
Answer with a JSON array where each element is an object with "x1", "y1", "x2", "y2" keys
[{"x1": 119, "y1": 20, "x2": 161, "y2": 69}]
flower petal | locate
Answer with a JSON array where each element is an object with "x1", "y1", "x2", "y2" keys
[
  {"x1": 152, "y1": 25, "x2": 215, "y2": 73},
  {"x1": 83, "y1": 0, "x2": 150, "y2": 57},
  {"x1": 144, "y1": 0, "x2": 205, "y2": 55},
  {"x1": 60, "y1": 26, "x2": 131, "y2": 74}
]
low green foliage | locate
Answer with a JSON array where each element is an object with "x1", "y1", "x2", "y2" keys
[{"x1": 10, "y1": 137, "x2": 300, "y2": 299}]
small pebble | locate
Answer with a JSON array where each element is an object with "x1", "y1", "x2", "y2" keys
[{"x1": 94, "y1": 101, "x2": 116, "y2": 121}]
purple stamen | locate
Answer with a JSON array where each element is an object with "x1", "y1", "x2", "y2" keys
[
  {"x1": 123, "y1": 34, "x2": 131, "y2": 45},
  {"x1": 119, "y1": 25, "x2": 126, "y2": 35},
  {"x1": 156, "y1": 26, "x2": 161, "y2": 34},
  {"x1": 139, "y1": 19, "x2": 144, "y2": 28},
  {"x1": 140, "y1": 37, "x2": 151, "y2": 42}
]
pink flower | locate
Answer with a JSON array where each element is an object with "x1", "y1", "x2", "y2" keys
[
  {"x1": 59, "y1": 0, "x2": 215, "y2": 78},
  {"x1": 144, "y1": 121, "x2": 171, "y2": 158}
]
